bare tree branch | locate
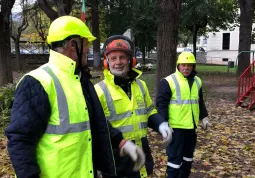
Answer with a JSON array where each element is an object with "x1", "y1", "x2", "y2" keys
[
  {"x1": 37, "y1": 0, "x2": 74, "y2": 20},
  {"x1": 37, "y1": 0, "x2": 58, "y2": 21},
  {"x1": 30, "y1": 8, "x2": 47, "y2": 41}
]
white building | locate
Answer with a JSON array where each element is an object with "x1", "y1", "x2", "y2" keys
[{"x1": 207, "y1": 26, "x2": 255, "y2": 65}]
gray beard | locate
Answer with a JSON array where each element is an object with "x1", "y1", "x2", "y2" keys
[{"x1": 109, "y1": 66, "x2": 129, "y2": 78}]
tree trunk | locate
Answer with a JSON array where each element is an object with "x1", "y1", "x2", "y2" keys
[
  {"x1": 192, "y1": 25, "x2": 198, "y2": 59},
  {"x1": 183, "y1": 38, "x2": 189, "y2": 47},
  {"x1": 0, "y1": 0, "x2": 15, "y2": 86},
  {"x1": 142, "y1": 46, "x2": 146, "y2": 66},
  {"x1": 238, "y1": 0, "x2": 254, "y2": 76},
  {"x1": 37, "y1": 0, "x2": 59, "y2": 21},
  {"x1": 11, "y1": 14, "x2": 28, "y2": 72},
  {"x1": 14, "y1": 39, "x2": 21, "y2": 72},
  {"x1": 156, "y1": 0, "x2": 181, "y2": 91},
  {"x1": 38, "y1": 0, "x2": 74, "y2": 21},
  {"x1": 92, "y1": 0, "x2": 101, "y2": 70}
]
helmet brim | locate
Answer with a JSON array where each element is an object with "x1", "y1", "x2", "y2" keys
[{"x1": 105, "y1": 48, "x2": 132, "y2": 55}]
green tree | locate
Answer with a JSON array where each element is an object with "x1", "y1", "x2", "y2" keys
[
  {"x1": 85, "y1": 0, "x2": 135, "y2": 69},
  {"x1": 37, "y1": 0, "x2": 105, "y2": 69},
  {"x1": 85, "y1": 0, "x2": 110, "y2": 42},
  {"x1": 104, "y1": 0, "x2": 134, "y2": 36},
  {"x1": 132, "y1": 0, "x2": 157, "y2": 65},
  {"x1": 99, "y1": 0, "x2": 158, "y2": 66},
  {"x1": 178, "y1": 26, "x2": 192, "y2": 47},
  {"x1": 180, "y1": 0, "x2": 238, "y2": 58}
]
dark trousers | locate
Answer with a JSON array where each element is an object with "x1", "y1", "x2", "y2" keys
[
  {"x1": 101, "y1": 137, "x2": 153, "y2": 178},
  {"x1": 166, "y1": 129, "x2": 197, "y2": 178},
  {"x1": 101, "y1": 156, "x2": 140, "y2": 178},
  {"x1": 101, "y1": 174, "x2": 140, "y2": 178}
]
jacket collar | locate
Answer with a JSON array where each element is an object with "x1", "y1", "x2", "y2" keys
[
  {"x1": 104, "y1": 68, "x2": 142, "y2": 85},
  {"x1": 48, "y1": 50, "x2": 77, "y2": 75},
  {"x1": 175, "y1": 67, "x2": 197, "y2": 80}
]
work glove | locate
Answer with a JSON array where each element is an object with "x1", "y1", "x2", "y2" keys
[
  {"x1": 202, "y1": 117, "x2": 209, "y2": 130},
  {"x1": 120, "y1": 140, "x2": 145, "y2": 172},
  {"x1": 158, "y1": 122, "x2": 173, "y2": 147}
]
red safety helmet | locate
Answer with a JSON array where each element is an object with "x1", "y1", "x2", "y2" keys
[{"x1": 103, "y1": 38, "x2": 136, "y2": 70}]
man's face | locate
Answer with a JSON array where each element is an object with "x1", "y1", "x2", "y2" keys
[
  {"x1": 178, "y1": 63, "x2": 193, "y2": 77},
  {"x1": 80, "y1": 38, "x2": 89, "y2": 68},
  {"x1": 107, "y1": 51, "x2": 129, "y2": 78},
  {"x1": 68, "y1": 38, "x2": 89, "y2": 68}
]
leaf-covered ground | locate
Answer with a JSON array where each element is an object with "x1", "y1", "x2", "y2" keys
[
  {"x1": 0, "y1": 74, "x2": 255, "y2": 177},
  {"x1": 150, "y1": 75, "x2": 255, "y2": 177},
  {"x1": 0, "y1": 137, "x2": 13, "y2": 177},
  {"x1": 150, "y1": 100, "x2": 255, "y2": 178}
]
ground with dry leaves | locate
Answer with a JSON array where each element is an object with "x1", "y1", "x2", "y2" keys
[
  {"x1": 150, "y1": 74, "x2": 255, "y2": 178},
  {"x1": 0, "y1": 73, "x2": 255, "y2": 178}
]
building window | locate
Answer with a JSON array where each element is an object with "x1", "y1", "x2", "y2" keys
[
  {"x1": 222, "y1": 33, "x2": 230, "y2": 50},
  {"x1": 222, "y1": 58, "x2": 228, "y2": 62},
  {"x1": 251, "y1": 28, "x2": 255, "y2": 44}
]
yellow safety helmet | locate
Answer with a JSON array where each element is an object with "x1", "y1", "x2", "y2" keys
[
  {"x1": 176, "y1": 52, "x2": 196, "y2": 65},
  {"x1": 47, "y1": 16, "x2": 96, "y2": 45}
]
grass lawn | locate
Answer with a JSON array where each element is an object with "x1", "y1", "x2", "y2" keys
[
  {"x1": 196, "y1": 64, "x2": 235, "y2": 73},
  {"x1": 139, "y1": 64, "x2": 236, "y2": 92},
  {"x1": 143, "y1": 63, "x2": 235, "y2": 73},
  {"x1": 140, "y1": 74, "x2": 156, "y2": 92}
]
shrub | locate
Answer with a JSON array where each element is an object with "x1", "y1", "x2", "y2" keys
[{"x1": 0, "y1": 84, "x2": 16, "y2": 133}]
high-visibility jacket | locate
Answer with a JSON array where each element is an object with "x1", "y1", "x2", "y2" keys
[
  {"x1": 95, "y1": 69, "x2": 157, "y2": 178},
  {"x1": 165, "y1": 70, "x2": 201, "y2": 129},
  {"x1": 25, "y1": 50, "x2": 93, "y2": 178}
]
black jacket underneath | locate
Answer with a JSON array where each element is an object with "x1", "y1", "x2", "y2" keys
[
  {"x1": 5, "y1": 71, "x2": 123, "y2": 178},
  {"x1": 114, "y1": 70, "x2": 165, "y2": 132},
  {"x1": 156, "y1": 70, "x2": 208, "y2": 128},
  {"x1": 110, "y1": 70, "x2": 166, "y2": 177}
]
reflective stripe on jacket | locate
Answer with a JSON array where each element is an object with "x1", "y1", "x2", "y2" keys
[
  {"x1": 95, "y1": 69, "x2": 157, "y2": 177},
  {"x1": 26, "y1": 50, "x2": 93, "y2": 178},
  {"x1": 165, "y1": 70, "x2": 201, "y2": 129}
]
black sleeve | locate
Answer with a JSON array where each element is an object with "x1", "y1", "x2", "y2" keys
[
  {"x1": 156, "y1": 79, "x2": 171, "y2": 121},
  {"x1": 148, "y1": 113, "x2": 166, "y2": 133},
  {"x1": 106, "y1": 120, "x2": 124, "y2": 148},
  {"x1": 5, "y1": 76, "x2": 51, "y2": 178},
  {"x1": 81, "y1": 76, "x2": 124, "y2": 149},
  {"x1": 199, "y1": 87, "x2": 208, "y2": 120}
]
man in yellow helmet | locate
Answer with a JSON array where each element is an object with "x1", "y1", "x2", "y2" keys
[
  {"x1": 95, "y1": 35, "x2": 173, "y2": 178},
  {"x1": 156, "y1": 52, "x2": 209, "y2": 178},
  {"x1": 5, "y1": 16, "x2": 145, "y2": 178}
]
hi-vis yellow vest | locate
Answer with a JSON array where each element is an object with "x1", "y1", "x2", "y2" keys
[
  {"x1": 95, "y1": 69, "x2": 157, "y2": 178},
  {"x1": 24, "y1": 50, "x2": 93, "y2": 178},
  {"x1": 165, "y1": 70, "x2": 201, "y2": 129}
]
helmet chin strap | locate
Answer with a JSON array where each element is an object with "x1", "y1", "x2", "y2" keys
[
  {"x1": 74, "y1": 39, "x2": 84, "y2": 70},
  {"x1": 73, "y1": 39, "x2": 92, "y2": 78}
]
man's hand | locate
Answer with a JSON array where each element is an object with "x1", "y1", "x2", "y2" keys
[
  {"x1": 158, "y1": 122, "x2": 173, "y2": 147},
  {"x1": 120, "y1": 140, "x2": 145, "y2": 171},
  {"x1": 202, "y1": 117, "x2": 209, "y2": 130}
]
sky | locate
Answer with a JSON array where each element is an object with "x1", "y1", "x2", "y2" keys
[
  {"x1": 12, "y1": 0, "x2": 36, "y2": 13},
  {"x1": 12, "y1": 0, "x2": 22, "y2": 13}
]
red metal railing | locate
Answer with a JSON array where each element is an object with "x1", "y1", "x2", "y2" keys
[
  {"x1": 236, "y1": 60, "x2": 255, "y2": 109},
  {"x1": 248, "y1": 77, "x2": 255, "y2": 109}
]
